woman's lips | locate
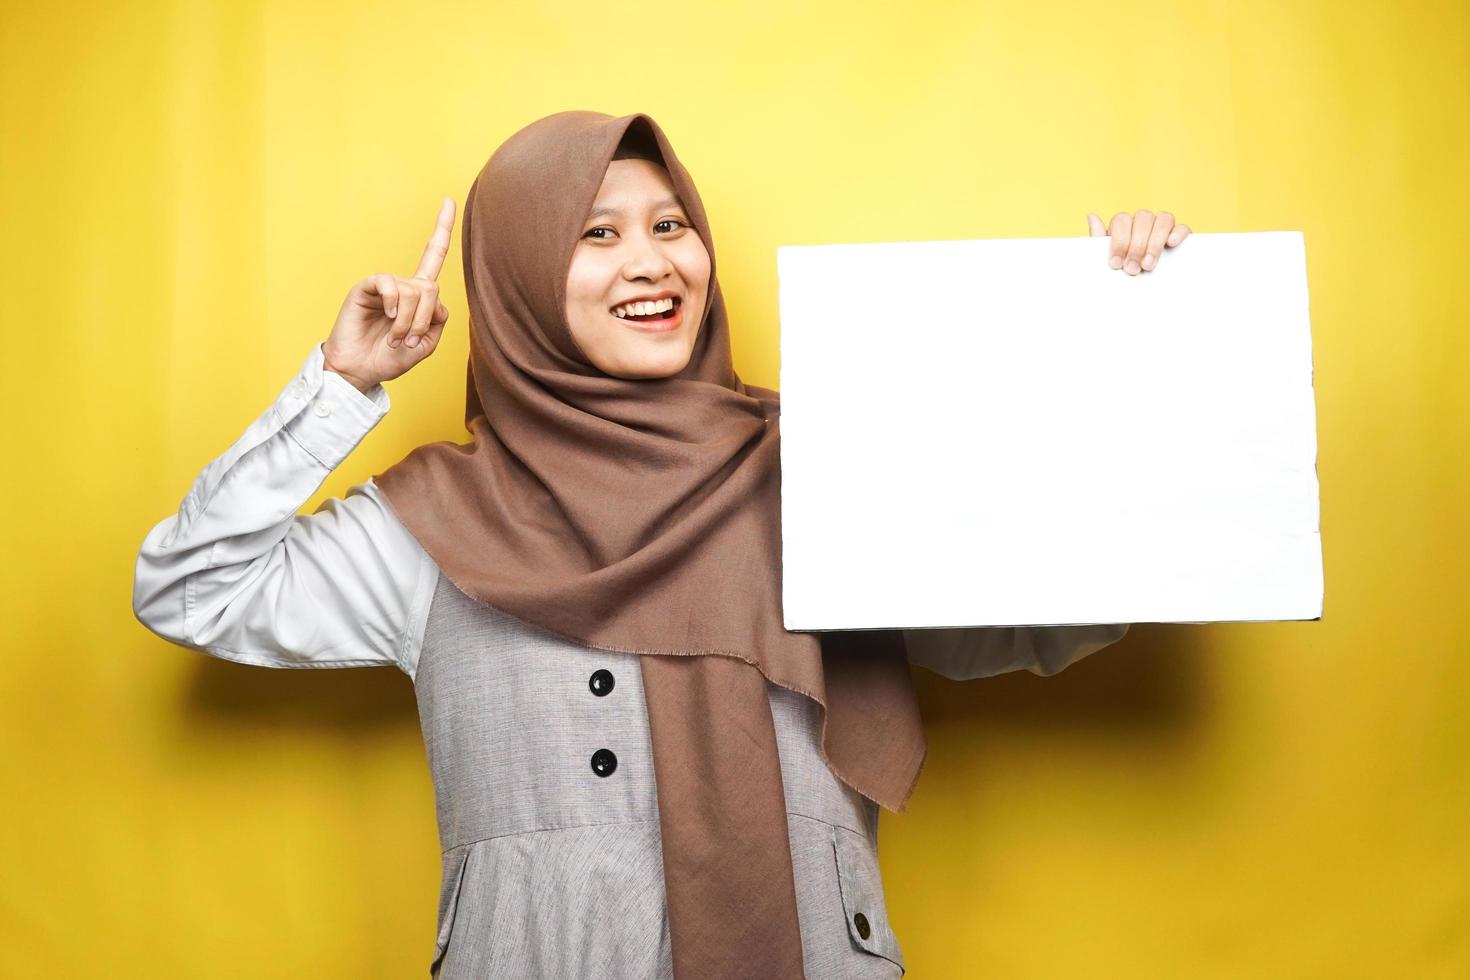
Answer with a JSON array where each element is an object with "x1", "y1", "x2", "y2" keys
[{"x1": 612, "y1": 303, "x2": 683, "y2": 334}]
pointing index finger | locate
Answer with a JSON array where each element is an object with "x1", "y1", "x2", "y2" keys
[{"x1": 414, "y1": 197, "x2": 456, "y2": 282}]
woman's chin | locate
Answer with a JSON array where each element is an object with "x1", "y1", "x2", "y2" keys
[
  {"x1": 617, "y1": 359, "x2": 692, "y2": 380},
  {"x1": 599, "y1": 339, "x2": 695, "y2": 380}
]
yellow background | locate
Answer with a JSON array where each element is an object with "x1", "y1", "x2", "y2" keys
[{"x1": 3, "y1": 0, "x2": 1466, "y2": 976}]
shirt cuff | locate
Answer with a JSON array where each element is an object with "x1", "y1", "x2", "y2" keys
[{"x1": 280, "y1": 342, "x2": 391, "y2": 469}]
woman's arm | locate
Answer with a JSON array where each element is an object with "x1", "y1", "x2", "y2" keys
[
  {"x1": 903, "y1": 623, "x2": 1130, "y2": 680},
  {"x1": 132, "y1": 342, "x2": 433, "y2": 674}
]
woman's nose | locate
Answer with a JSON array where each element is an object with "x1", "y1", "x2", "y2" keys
[{"x1": 622, "y1": 235, "x2": 675, "y2": 281}]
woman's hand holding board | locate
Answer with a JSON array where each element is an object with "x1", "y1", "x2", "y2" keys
[
  {"x1": 1087, "y1": 209, "x2": 1192, "y2": 274},
  {"x1": 323, "y1": 197, "x2": 457, "y2": 392}
]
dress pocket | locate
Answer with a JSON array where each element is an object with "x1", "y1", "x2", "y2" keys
[
  {"x1": 831, "y1": 823, "x2": 906, "y2": 974},
  {"x1": 430, "y1": 842, "x2": 473, "y2": 977}
]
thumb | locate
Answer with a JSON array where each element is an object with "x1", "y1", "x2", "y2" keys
[{"x1": 1086, "y1": 212, "x2": 1108, "y2": 237}]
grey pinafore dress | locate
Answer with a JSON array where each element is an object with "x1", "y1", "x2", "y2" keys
[{"x1": 416, "y1": 569, "x2": 906, "y2": 978}]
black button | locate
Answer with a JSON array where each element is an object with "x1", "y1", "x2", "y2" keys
[
  {"x1": 591, "y1": 748, "x2": 618, "y2": 777},
  {"x1": 853, "y1": 912, "x2": 871, "y2": 940},
  {"x1": 589, "y1": 669, "x2": 615, "y2": 697}
]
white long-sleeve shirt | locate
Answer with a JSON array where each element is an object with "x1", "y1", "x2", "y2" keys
[{"x1": 131, "y1": 341, "x2": 1129, "y2": 682}]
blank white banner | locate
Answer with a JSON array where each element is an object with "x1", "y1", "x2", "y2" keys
[{"x1": 777, "y1": 231, "x2": 1323, "y2": 629}]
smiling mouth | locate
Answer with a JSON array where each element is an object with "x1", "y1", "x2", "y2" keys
[
  {"x1": 611, "y1": 297, "x2": 684, "y2": 334},
  {"x1": 611, "y1": 296, "x2": 682, "y2": 323}
]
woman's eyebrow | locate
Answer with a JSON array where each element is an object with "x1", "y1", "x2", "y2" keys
[{"x1": 585, "y1": 196, "x2": 685, "y2": 220}]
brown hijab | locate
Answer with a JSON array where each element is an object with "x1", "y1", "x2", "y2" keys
[{"x1": 373, "y1": 110, "x2": 927, "y2": 978}]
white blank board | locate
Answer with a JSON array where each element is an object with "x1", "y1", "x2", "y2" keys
[{"x1": 777, "y1": 231, "x2": 1322, "y2": 629}]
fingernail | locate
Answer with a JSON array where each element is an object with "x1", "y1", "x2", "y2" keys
[
  {"x1": 1109, "y1": 255, "x2": 1124, "y2": 269},
  {"x1": 405, "y1": 336, "x2": 419, "y2": 348},
  {"x1": 1125, "y1": 259, "x2": 1140, "y2": 275},
  {"x1": 1142, "y1": 254, "x2": 1155, "y2": 270},
  {"x1": 386, "y1": 307, "x2": 397, "y2": 318},
  {"x1": 389, "y1": 337, "x2": 401, "y2": 348}
]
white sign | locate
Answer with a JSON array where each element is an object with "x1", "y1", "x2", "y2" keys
[{"x1": 778, "y1": 232, "x2": 1322, "y2": 629}]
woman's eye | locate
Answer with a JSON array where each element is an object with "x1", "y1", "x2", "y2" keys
[{"x1": 582, "y1": 220, "x2": 686, "y2": 241}]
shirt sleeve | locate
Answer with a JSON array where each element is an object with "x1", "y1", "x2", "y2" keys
[
  {"x1": 132, "y1": 342, "x2": 434, "y2": 675},
  {"x1": 903, "y1": 623, "x2": 1131, "y2": 680}
]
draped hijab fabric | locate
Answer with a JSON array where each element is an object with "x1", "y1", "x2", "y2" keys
[{"x1": 372, "y1": 110, "x2": 927, "y2": 979}]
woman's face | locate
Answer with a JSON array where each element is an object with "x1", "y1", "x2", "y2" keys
[{"x1": 565, "y1": 159, "x2": 711, "y2": 379}]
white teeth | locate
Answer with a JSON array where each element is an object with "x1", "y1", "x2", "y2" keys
[{"x1": 613, "y1": 297, "x2": 676, "y2": 318}]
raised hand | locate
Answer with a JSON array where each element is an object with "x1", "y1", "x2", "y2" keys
[
  {"x1": 1087, "y1": 210, "x2": 1191, "y2": 275},
  {"x1": 322, "y1": 197, "x2": 457, "y2": 392}
]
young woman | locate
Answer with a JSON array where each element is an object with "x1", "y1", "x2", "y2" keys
[{"x1": 134, "y1": 110, "x2": 1189, "y2": 979}]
